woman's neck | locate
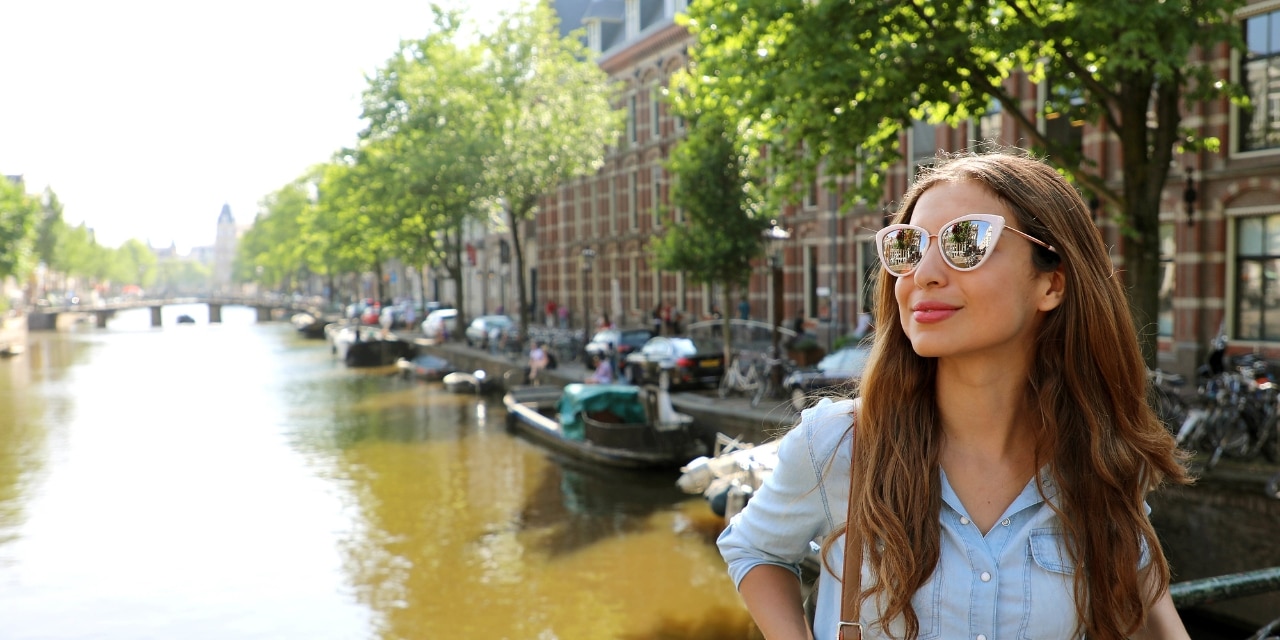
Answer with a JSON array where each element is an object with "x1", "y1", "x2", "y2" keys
[{"x1": 934, "y1": 356, "x2": 1036, "y2": 462}]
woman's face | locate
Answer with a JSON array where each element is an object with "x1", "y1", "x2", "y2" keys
[{"x1": 895, "y1": 181, "x2": 1062, "y2": 361}]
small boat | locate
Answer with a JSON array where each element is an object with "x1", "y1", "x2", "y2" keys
[
  {"x1": 396, "y1": 354, "x2": 456, "y2": 381},
  {"x1": 290, "y1": 312, "x2": 330, "y2": 339},
  {"x1": 677, "y1": 433, "x2": 780, "y2": 523},
  {"x1": 503, "y1": 383, "x2": 706, "y2": 469},
  {"x1": 331, "y1": 325, "x2": 415, "y2": 367},
  {"x1": 0, "y1": 343, "x2": 24, "y2": 358},
  {"x1": 442, "y1": 369, "x2": 501, "y2": 394},
  {"x1": 176, "y1": 314, "x2": 196, "y2": 324}
]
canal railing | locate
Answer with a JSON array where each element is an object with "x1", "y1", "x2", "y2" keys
[{"x1": 1170, "y1": 566, "x2": 1280, "y2": 608}]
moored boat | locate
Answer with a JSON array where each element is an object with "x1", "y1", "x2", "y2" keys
[
  {"x1": 503, "y1": 383, "x2": 706, "y2": 469},
  {"x1": 677, "y1": 433, "x2": 780, "y2": 523}
]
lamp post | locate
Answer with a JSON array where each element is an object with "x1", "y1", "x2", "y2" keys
[
  {"x1": 581, "y1": 247, "x2": 596, "y2": 335},
  {"x1": 764, "y1": 220, "x2": 791, "y2": 388}
]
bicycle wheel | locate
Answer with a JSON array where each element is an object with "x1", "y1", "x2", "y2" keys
[
  {"x1": 717, "y1": 365, "x2": 734, "y2": 398},
  {"x1": 750, "y1": 369, "x2": 772, "y2": 407},
  {"x1": 1260, "y1": 412, "x2": 1279, "y2": 464}
]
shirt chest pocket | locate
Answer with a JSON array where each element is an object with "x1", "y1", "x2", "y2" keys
[
  {"x1": 1020, "y1": 529, "x2": 1081, "y2": 640},
  {"x1": 857, "y1": 564, "x2": 943, "y2": 640}
]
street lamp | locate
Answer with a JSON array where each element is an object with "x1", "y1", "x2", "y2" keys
[
  {"x1": 763, "y1": 220, "x2": 791, "y2": 388},
  {"x1": 581, "y1": 247, "x2": 597, "y2": 334}
]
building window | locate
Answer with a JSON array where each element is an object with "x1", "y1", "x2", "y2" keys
[
  {"x1": 586, "y1": 21, "x2": 602, "y2": 53},
  {"x1": 1158, "y1": 224, "x2": 1175, "y2": 337},
  {"x1": 1236, "y1": 214, "x2": 1280, "y2": 340},
  {"x1": 805, "y1": 246, "x2": 819, "y2": 317},
  {"x1": 651, "y1": 89, "x2": 661, "y2": 139},
  {"x1": 651, "y1": 166, "x2": 662, "y2": 228},
  {"x1": 628, "y1": 95, "x2": 638, "y2": 145},
  {"x1": 625, "y1": 0, "x2": 640, "y2": 39},
  {"x1": 977, "y1": 98, "x2": 1003, "y2": 145},
  {"x1": 629, "y1": 259, "x2": 640, "y2": 312},
  {"x1": 909, "y1": 120, "x2": 936, "y2": 179},
  {"x1": 629, "y1": 169, "x2": 639, "y2": 229},
  {"x1": 1241, "y1": 8, "x2": 1280, "y2": 151},
  {"x1": 1042, "y1": 80, "x2": 1085, "y2": 157}
]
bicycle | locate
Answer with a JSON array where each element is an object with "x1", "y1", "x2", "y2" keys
[
  {"x1": 751, "y1": 350, "x2": 798, "y2": 408},
  {"x1": 718, "y1": 355, "x2": 762, "y2": 399}
]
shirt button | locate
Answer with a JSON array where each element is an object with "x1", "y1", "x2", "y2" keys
[
  {"x1": 980, "y1": 571, "x2": 991, "y2": 582},
  {"x1": 1001, "y1": 518, "x2": 1011, "y2": 527},
  {"x1": 959, "y1": 516, "x2": 970, "y2": 525}
]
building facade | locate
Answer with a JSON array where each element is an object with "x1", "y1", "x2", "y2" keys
[{"x1": 537, "y1": 0, "x2": 1280, "y2": 376}]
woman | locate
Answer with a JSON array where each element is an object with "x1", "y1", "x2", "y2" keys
[{"x1": 718, "y1": 151, "x2": 1191, "y2": 640}]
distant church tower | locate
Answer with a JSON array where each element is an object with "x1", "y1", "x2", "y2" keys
[{"x1": 213, "y1": 204, "x2": 237, "y2": 292}]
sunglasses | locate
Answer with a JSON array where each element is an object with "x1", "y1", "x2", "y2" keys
[{"x1": 875, "y1": 213, "x2": 1057, "y2": 277}]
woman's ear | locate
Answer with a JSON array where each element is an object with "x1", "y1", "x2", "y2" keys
[{"x1": 1037, "y1": 267, "x2": 1066, "y2": 312}]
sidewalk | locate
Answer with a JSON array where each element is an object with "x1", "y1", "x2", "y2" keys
[{"x1": 415, "y1": 336, "x2": 799, "y2": 444}]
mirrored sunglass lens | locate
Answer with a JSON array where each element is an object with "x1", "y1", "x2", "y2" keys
[
  {"x1": 881, "y1": 227, "x2": 925, "y2": 274},
  {"x1": 940, "y1": 220, "x2": 993, "y2": 269}
]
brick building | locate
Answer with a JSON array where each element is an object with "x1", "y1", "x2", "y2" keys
[{"x1": 534, "y1": 0, "x2": 1280, "y2": 376}]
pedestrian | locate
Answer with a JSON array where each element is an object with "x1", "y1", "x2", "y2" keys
[
  {"x1": 717, "y1": 151, "x2": 1192, "y2": 639},
  {"x1": 545, "y1": 300, "x2": 556, "y2": 328},
  {"x1": 651, "y1": 304, "x2": 663, "y2": 336},
  {"x1": 557, "y1": 304, "x2": 569, "y2": 330},
  {"x1": 737, "y1": 297, "x2": 750, "y2": 321},
  {"x1": 584, "y1": 353, "x2": 613, "y2": 384},
  {"x1": 524, "y1": 340, "x2": 548, "y2": 385}
]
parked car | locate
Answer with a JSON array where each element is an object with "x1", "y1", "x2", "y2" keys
[
  {"x1": 420, "y1": 308, "x2": 458, "y2": 340},
  {"x1": 622, "y1": 336, "x2": 724, "y2": 389},
  {"x1": 584, "y1": 327, "x2": 655, "y2": 360},
  {"x1": 783, "y1": 343, "x2": 872, "y2": 411},
  {"x1": 465, "y1": 315, "x2": 515, "y2": 349}
]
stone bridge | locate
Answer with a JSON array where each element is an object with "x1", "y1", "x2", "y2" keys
[{"x1": 26, "y1": 296, "x2": 316, "y2": 330}]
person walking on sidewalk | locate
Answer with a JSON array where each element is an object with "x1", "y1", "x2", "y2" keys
[{"x1": 718, "y1": 151, "x2": 1192, "y2": 640}]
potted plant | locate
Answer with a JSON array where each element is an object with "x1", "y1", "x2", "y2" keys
[{"x1": 787, "y1": 337, "x2": 825, "y2": 366}]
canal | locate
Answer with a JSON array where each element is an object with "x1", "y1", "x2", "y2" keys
[{"x1": 0, "y1": 305, "x2": 760, "y2": 639}]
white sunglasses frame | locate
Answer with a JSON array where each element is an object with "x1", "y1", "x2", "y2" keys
[{"x1": 875, "y1": 213, "x2": 1058, "y2": 277}]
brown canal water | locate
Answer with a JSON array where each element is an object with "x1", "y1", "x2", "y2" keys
[{"x1": 0, "y1": 305, "x2": 760, "y2": 640}]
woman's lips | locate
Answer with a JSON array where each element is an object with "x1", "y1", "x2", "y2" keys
[{"x1": 912, "y1": 302, "x2": 959, "y2": 323}]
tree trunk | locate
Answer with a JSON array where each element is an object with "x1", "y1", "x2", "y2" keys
[
  {"x1": 721, "y1": 285, "x2": 735, "y2": 367},
  {"x1": 508, "y1": 199, "x2": 535, "y2": 334}
]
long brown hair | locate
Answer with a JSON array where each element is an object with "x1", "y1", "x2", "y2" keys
[{"x1": 826, "y1": 151, "x2": 1190, "y2": 639}]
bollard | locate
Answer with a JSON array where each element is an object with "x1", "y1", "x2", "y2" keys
[{"x1": 150, "y1": 306, "x2": 162, "y2": 327}]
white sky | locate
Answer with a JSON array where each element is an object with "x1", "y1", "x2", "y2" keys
[{"x1": 0, "y1": 0, "x2": 529, "y2": 253}]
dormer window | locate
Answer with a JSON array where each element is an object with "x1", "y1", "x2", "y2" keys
[{"x1": 626, "y1": 0, "x2": 640, "y2": 39}]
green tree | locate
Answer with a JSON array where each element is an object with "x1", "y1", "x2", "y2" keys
[
  {"x1": 653, "y1": 114, "x2": 771, "y2": 362},
  {"x1": 480, "y1": 2, "x2": 625, "y2": 331},
  {"x1": 359, "y1": 13, "x2": 496, "y2": 325},
  {"x1": 681, "y1": 0, "x2": 1245, "y2": 366},
  {"x1": 0, "y1": 178, "x2": 39, "y2": 285},
  {"x1": 115, "y1": 239, "x2": 157, "y2": 289},
  {"x1": 236, "y1": 181, "x2": 309, "y2": 292}
]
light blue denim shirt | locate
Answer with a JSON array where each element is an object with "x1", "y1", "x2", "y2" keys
[{"x1": 717, "y1": 397, "x2": 1135, "y2": 640}]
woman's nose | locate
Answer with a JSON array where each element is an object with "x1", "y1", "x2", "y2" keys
[{"x1": 912, "y1": 238, "x2": 948, "y2": 288}]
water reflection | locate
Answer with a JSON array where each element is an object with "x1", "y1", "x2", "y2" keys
[{"x1": 0, "y1": 306, "x2": 759, "y2": 639}]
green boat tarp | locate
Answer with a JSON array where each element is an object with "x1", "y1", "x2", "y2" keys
[{"x1": 557, "y1": 383, "x2": 648, "y2": 441}]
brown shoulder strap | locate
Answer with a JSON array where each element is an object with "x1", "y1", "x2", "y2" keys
[{"x1": 839, "y1": 422, "x2": 863, "y2": 640}]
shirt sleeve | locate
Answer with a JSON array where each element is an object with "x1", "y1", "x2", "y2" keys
[{"x1": 717, "y1": 398, "x2": 855, "y2": 588}]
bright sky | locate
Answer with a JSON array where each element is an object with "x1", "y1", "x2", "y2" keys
[{"x1": 0, "y1": 0, "x2": 528, "y2": 253}]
